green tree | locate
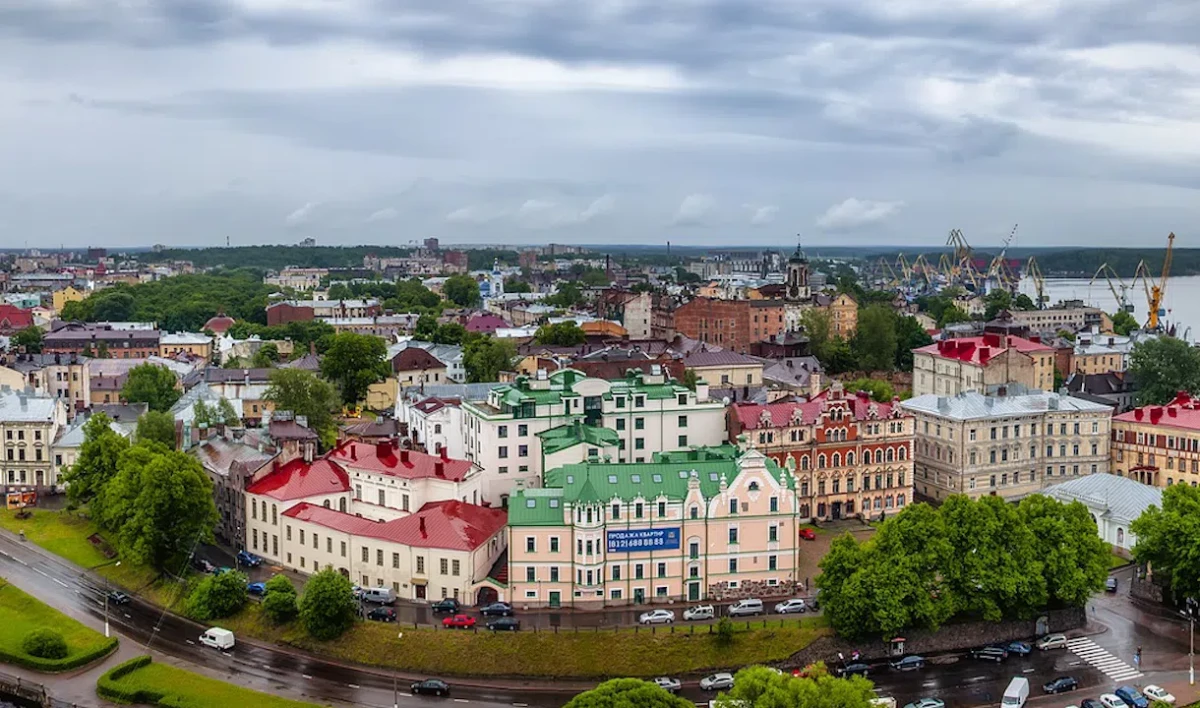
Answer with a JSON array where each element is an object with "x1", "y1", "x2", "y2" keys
[
  {"x1": 983, "y1": 289, "x2": 1013, "y2": 320},
  {"x1": 218, "y1": 398, "x2": 241, "y2": 426},
  {"x1": 800, "y1": 309, "x2": 833, "y2": 360},
  {"x1": 299, "y1": 567, "x2": 358, "y2": 641},
  {"x1": 682, "y1": 369, "x2": 699, "y2": 391},
  {"x1": 265, "y1": 368, "x2": 339, "y2": 449},
  {"x1": 443, "y1": 274, "x2": 482, "y2": 308},
  {"x1": 850, "y1": 305, "x2": 898, "y2": 372},
  {"x1": 1017, "y1": 495, "x2": 1110, "y2": 607},
  {"x1": 121, "y1": 363, "x2": 181, "y2": 412},
  {"x1": 100, "y1": 445, "x2": 219, "y2": 572},
  {"x1": 535, "y1": 321, "x2": 587, "y2": 346},
  {"x1": 895, "y1": 315, "x2": 933, "y2": 371},
  {"x1": 1111, "y1": 310, "x2": 1138, "y2": 336},
  {"x1": 938, "y1": 305, "x2": 971, "y2": 327},
  {"x1": 823, "y1": 338, "x2": 857, "y2": 375},
  {"x1": 1132, "y1": 483, "x2": 1200, "y2": 600},
  {"x1": 504, "y1": 279, "x2": 532, "y2": 294},
  {"x1": 464, "y1": 336, "x2": 516, "y2": 383},
  {"x1": 319, "y1": 332, "x2": 390, "y2": 405},
  {"x1": 564, "y1": 679, "x2": 692, "y2": 708},
  {"x1": 844, "y1": 378, "x2": 895, "y2": 402},
  {"x1": 92, "y1": 292, "x2": 136, "y2": 321},
  {"x1": 187, "y1": 570, "x2": 249, "y2": 621},
  {"x1": 580, "y1": 268, "x2": 610, "y2": 287},
  {"x1": 1013, "y1": 293, "x2": 1038, "y2": 311},
  {"x1": 135, "y1": 411, "x2": 177, "y2": 449},
  {"x1": 12, "y1": 326, "x2": 44, "y2": 354},
  {"x1": 718, "y1": 664, "x2": 877, "y2": 708},
  {"x1": 21, "y1": 629, "x2": 68, "y2": 660},
  {"x1": 433, "y1": 322, "x2": 467, "y2": 345},
  {"x1": 63, "y1": 413, "x2": 130, "y2": 509},
  {"x1": 413, "y1": 314, "x2": 438, "y2": 341},
  {"x1": 546, "y1": 281, "x2": 585, "y2": 309},
  {"x1": 250, "y1": 342, "x2": 280, "y2": 368},
  {"x1": 1129, "y1": 337, "x2": 1200, "y2": 405},
  {"x1": 96, "y1": 340, "x2": 110, "y2": 359},
  {"x1": 262, "y1": 574, "x2": 300, "y2": 624}
]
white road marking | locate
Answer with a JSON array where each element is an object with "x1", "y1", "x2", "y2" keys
[
  {"x1": 1066, "y1": 637, "x2": 1142, "y2": 682},
  {"x1": 186, "y1": 639, "x2": 195, "y2": 644},
  {"x1": 513, "y1": 703, "x2": 529, "y2": 707},
  {"x1": 123, "y1": 613, "x2": 131, "y2": 618},
  {"x1": 1069, "y1": 661, "x2": 1082, "y2": 667},
  {"x1": 922, "y1": 681, "x2": 937, "y2": 688},
  {"x1": 401, "y1": 693, "x2": 412, "y2": 698},
  {"x1": 33, "y1": 568, "x2": 49, "y2": 578},
  {"x1": 453, "y1": 699, "x2": 469, "y2": 703},
  {"x1": 348, "y1": 684, "x2": 360, "y2": 689},
  {"x1": 302, "y1": 674, "x2": 313, "y2": 680},
  {"x1": 52, "y1": 577, "x2": 69, "y2": 588},
  {"x1": 1023, "y1": 668, "x2": 1035, "y2": 674}
]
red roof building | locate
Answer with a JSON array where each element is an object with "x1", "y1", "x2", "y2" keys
[
  {"x1": 1111, "y1": 392, "x2": 1200, "y2": 487},
  {"x1": 204, "y1": 313, "x2": 236, "y2": 335},
  {"x1": 0, "y1": 304, "x2": 35, "y2": 334},
  {"x1": 465, "y1": 313, "x2": 507, "y2": 334},
  {"x1": 327, "y1": 440, "x2": 474, "y2": 482},
  {"x1": 245, "y1": 458, "x2": 350, "y2": 501},
  {"x1": 912, "y1": 333, "x2": 1056, "y2": 397},
  {"x1": 282, "y1": 499, "x2": 506, "y2": 552}
]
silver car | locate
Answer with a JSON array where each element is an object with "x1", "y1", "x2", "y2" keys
[
  {"x1": 653, "y1": 677, "x2": 682, "y2": 693},
  {"x1": 700, "y1": 673, "x2": 735, "y2": 691},
  {"x1": 1036, "y1": 634, "x2": 1067, "y2": 650},
  {"x1": 775, "y1": 598, "x2": 807, "y2": 614},
  {"x1": 638, "y1": 609, "x2": 676, "y2": 625},
  {"x1": 683, "y1": 605, "x2": 715, "y2": 621}
]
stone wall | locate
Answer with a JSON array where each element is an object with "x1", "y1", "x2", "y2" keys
[
  {"x1": 781, "y1": 606, "x2": 1086, "y2": 669},
  {"x1": 1131, "y1": 577, "x2": 1166, "y2": 605},
  {"x1": 708, "y1": 579, "x2": 802, "y2": 602}
]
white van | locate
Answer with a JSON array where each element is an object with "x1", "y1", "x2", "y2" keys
[
  {"x1": 199, "y1": 627, "x2": 235, "y2": 650},
  {"x1": 362, "y1": 587, "x2": 397, "y2": 605},
  {"x1": 728, "y1": 598, "x2": 764, "y2": 617},
  {"x1": 1002, "y1": 677, "x2": 1029, "y2": 708},
  {"x1": 870, "y1": 698, "x2": 897, "y2": 708}
]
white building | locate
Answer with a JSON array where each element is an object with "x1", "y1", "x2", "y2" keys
[
  {"x1": 0, "y1": 389, "x2": 68, "y2": 494},
  {"x1": 398, "y1": 396, "x2": 465, "y2": 459},
  {"x1": 389, "y1": 341, "x2": 466, "y2": 383},
  {"x1": 1040, "y1": 473, "x2": 1161, "y2": 552},
  {"x1": 462, "y1": 367, "x2": 727, "y2": 506}
]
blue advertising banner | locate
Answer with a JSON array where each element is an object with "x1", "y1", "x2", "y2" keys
[{"x1": 606, "y1": 528, "x2": 681, "y2": 553}]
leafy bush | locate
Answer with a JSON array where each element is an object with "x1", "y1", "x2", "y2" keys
[
  {"x1": 21, "y1": 629, "x2": 68, "y2": 659},
  {"x1": 262, "y1": 574, "x2": 299, "y2": 624},
  {"x1": 715, "y1": 617, "x2": 735, "y2": 647},
  {"x1": 299, "y1": 568, "x2": 357, "y2": 641},
  {"x1": 186, "y1": 571, "x2": 248, "y2": 621}
]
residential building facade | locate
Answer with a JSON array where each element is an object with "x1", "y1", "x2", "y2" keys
[
  {"x1": 912, "y1": 334, "x2": 1055, "y2": 397},
  {"x1": 672, "y1": 298, "x2": 786, "y2": 354},
  {"x1": 0, "y1": 390, "x2": 68, "y2": 494},
  {"x1": 1110, "y1": 393, "x2": 1200, "y2": 487}
]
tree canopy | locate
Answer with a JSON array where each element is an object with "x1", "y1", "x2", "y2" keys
[
  {"x1": 319, "y1": 332, "x2": 390, "y2": 405},
  {"x1": 715, "y1": 665, "x2": 878, "y2": 708},
  {"x1": 1132, "y1": 483, "x2": 1200, "y2": 600},
  {"x1": 1129, "y1": 336, "x2": 1200, "y2": 405},
  {"x1": 565, "y1": 679, "x2": 692, "y2": 708},
  {"x1": 299, "y1": 567, "x2": 358, "y2": 640},
  {"x1": 187, "y1": 570, "x2": 248, "y2": 621},
  {"x1": 850, "y1": 305, "x2": 898, "y2": 372},
  {"x1": 135, "y1": 411, "x2": 177, "y2": 449},
  {"x1": 61, "y1": 271, "x2": 275, "y2": 331},
  {"x1": 63, "y1": 413, "x2": 130, "y2": 509},
  {"x1": 1111, "y1": 310, "x2": 1138, "y2": 336},
  {"x1": 546, "y1": 281, "x2": 586, "y2": 309},
  {"x1": 895, "y1": 315, "x2": 933, "y2": 371},
  {"x1": 12, "y1": 326, "x2": 43, "y2": 354},
  {"x1": 121, "y1": 363, "x2": 181, "y2": 413},
  {"x1": 443, "y1": 274, "x2": 482, "y2": 308},
  {"x1": 464, "y1": 336, "x2": 516, "y2": 383},
  {"x1": 535, "y1": 321, "x2": 587, "y2": 346},
  {"x1": 265, "y1": 368, "x2": 339, "y2": 448}
]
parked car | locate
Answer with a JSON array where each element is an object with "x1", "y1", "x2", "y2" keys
[
  {"x1": 799, "y1": 527, "x2": 817, "y2": 541},
  {"x1": 246, "y1": 582, "x2": 266, "y2": 596},
  {"x1": 351, "y1": 585, "x2": 364, "y2": 600},
  {"x1": 969, "y1": 646, "x2": 1008, "y2": 662},
  {"x1": 727, "y1": 598, "x2": 764, "y2": 617},
  {"x1": 639, "y1": 609, "x2": 676, "y2": 625},
  {"x1": 106, "y1": 590, "x2": 131, "y2": 605},
  {"x1": 1080, "y1": 699, "x2": 1105, "y2": 708},
  {"x1": 1143, "y1": 686, "x2": 1176, "y2": 705},
  {"x1": 236, "y1": 550, "x2": 262, "y2": 567},
  {"x1": 213, "y1": 566, "x2": 234, "y2": 576},
  {"x1": 808, "y1": 590, "x2": 820, "y2": 611},
  {"x1": 431, "y1": 598, "x2": 460, "y2": 614},
  {"x1": 192, "y1": 558, "x2": 215, "y2": 573},
  {"x1": 362, "y1": 587, "x2": 397, "y2": 605},
  {"x1": 890, "y1": 656, "x2": 926, "y2": 672},
  {"x1": 836, "y1": 663, "x2": 871, "y2": 678},
  {"x1": 411, "y1": 679, "x2": 450, "y2": 697},
  {"x1": 653, "y1": 677, "x2": 682, "y2": 693},
  {"x1": 775, "y1": 599, "x2": 807, "y2": 614},
  {"x1": 1043, "y1": 677, "x2": 1079, "y2": 694},
  {"x1": 902, "y1": 699, "x2": 944, "y2": 708},
  {"x1": 486, "y1": 617, "x2": 521, "y2": 632},
  {"x1": 480, "y1": 602, "x2": 513, "y2": 617},
  {"x1": 442, "y1": 614, "x2": 476, "y2": 629},
  {"x1": 1005, "y1": 641, "x2": 1032, "y2": 656},
  {"x1": 1036, "y1": 634, "x2": 1068, "y2": 650},
  {"x1": 1115, "y1": 685, "x2": 1150, "y2": 708},
  {"x1": 683, "y1": 605, "x2": 715, "y2": 621},
  {"x1": 1099, "y1": 695, "x2": 1126, "y2": 708},
  {"x1": 700, "y1": 673, "x2": 735, "y2": 691},
  {"x1": 1106, "y1": 577, "x2": 1119, "y2": 592},
  {"x1": 367, "y1": 607, "x2": 397, "y2": 622}
]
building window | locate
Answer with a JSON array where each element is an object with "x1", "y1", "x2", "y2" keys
[
  {"x1": 525, "y1": 567, "x2": 535, "y2": 583},
  {"x1": 550, "y1": 537, "x2": 560, "y2": 553},
  {"x1": 611, "y1": 503, "x2": 620, "y2": 519},
  {"x1": 499, "y1": 425, "x2": 508, "y2": 438},
  {"x1": 452, "y1": 560, "x2": 461, "y2": 576},
  {"x1": 392, "y1": 552, "x2": 400, "y2": 569},
  {"x1": 657, "y1": 501, "x2": 666, "y2": 517},
  {"x1": 728, "y1": 527, "x2": 739, "y2": 544},
  {"x1": 657, "y1": 562, "x2": 666, "y2": 578},
  {"x1": 768, "y1": 555, "x2": 777, "y2": 571},
  {"x1": 361, "y1": 547, "x2": 369, "y2": 563},
  {"x1": 768, "y1": 525, "x2": 778, "y2": 542},
  {"x1": 499, "y1": 446, "x2": 508, "y2": 459},
  {"x1": 616, "y1": 419, "x2": 625, "y2": 431},
  {"x1": 728, "y1": 558, "x2": 738, "y2": 573},
  {"x1": 519, "y1": 444, "x2": 529, "y2": 457},
  {"x1": 526, "y1": 537, "x2": 536, "y2": 553},
  {"x1": 635, "y1": 438, "x2": 644, "y2": 450},
  {"x1": 377, "y1": 549, "x2": 383, "y2": 566}
]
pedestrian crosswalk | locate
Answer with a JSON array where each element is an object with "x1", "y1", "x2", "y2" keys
[{"x1": 1066, "y1": 637, "x2": 1143, "y2": 682}]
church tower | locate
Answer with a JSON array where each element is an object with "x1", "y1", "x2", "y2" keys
[{"x1": 785, "y1": 236, "x2": 810, "y2": 302}]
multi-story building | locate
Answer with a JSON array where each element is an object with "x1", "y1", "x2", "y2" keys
[
  {"x1": 826, "y1": 293, "x2": 859, "y2": 338},
  {"x1": 728, "y1": 384, "x2": 914, "y2": 521},
  {"x1": 901, "y1": 388, "x2": 1112, "y2": 502},
  {"x1": 1065, "y1": 372, "x2": 1137, "y2": 413},
  {"x1": 1, "y1": 354, "x2": 91, "y2": 417},
  {"x1": 1109, "y1": 393, "x2": 1200, "y2": 487},
  {"x1": 0, "y1": 390, "x2": 68, "y2": 494},
  {"x1": 399, "y1": 395, "x2": 464, "y2": 459},
  {"x1": 684, "y1": 350, "x2": 764, "y2": 388},
  {"x1": 159, "y1": 332, "x2": 214, "y2": 360},
  {"x1": 193, "y1": 428, "x2": 281, "y2": 547},
  {"x1": 507, "y1": 447, "x2": 805, "y2": 609},
  {"x1": 912, "y1": 333, "x2": 1055, "y2": 397},
  {"x1": 265, "y1": 299, "x2": 381, "y2": 327},
  {"x1": 51, "y1": 286, "x2": 86, "y2": 315},
  {"x1": 1010, "y1": 304, "x2": 1109, "y2": 334},
  {"x1": 462, "y1": 366, "x2": 726, "y2": 506},
  {"x1": 0, "y1": 304, "x2": 35, "y2": 335},
  {"x1": 43, "y1": 323, "x2": 161, "y2": 358},
  {"x1": 244, "y1": 440, "x2": 506, "y2": 603},
  {"x1": 204, "y1": 368, "x2": 274, "y2": 424},
  {"x1": 264, "y1": 267, "x2": 328, "y2": 291},
  {"x1": 673, "y1": 297, "x2": 786, "y2": 353}
]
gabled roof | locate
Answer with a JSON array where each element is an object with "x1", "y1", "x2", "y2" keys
[
  {"x1": 916, "y1": 333, "x2": 1052, "y2": 365},
  {"x1": 245, "y1": 458, "x2": 350, "y2": 500},
  {"x1": 327, "y1": 440, "x2": 473, "y2": 482},
  {"x1": 537, "y1": 422, "x2": 619, "y2": 455},
  {"x1": 392, "y1": 347, "x2": 445, "y2": 372},
  {"x1": 411, "y1": 397, "x2": 461, "y2": 415},
  {"x1": 194, "y1": 436, "x2": 277, "y2": 477},
  {"x1": 732, "y1": 391, "x2": 904, "y2": 430},
  {"x1": 342, "y1": 417, "x2": 401, "y2": 438},
  {"x1": 1040, "y1": 473, "x2": 1162, "y2": 525},
  {"x1": 269, "y1": 419, "x2": 319, "y2": 441},
  {"x1": 1114, "y1": 392, "x2": 1200, "y2": 430},
  {"x1": 683, "y1": 350, "x2": 762, "y2": 368},
  {"x1": 282, "y1": 499, "x2": 507, "y2": 551}
]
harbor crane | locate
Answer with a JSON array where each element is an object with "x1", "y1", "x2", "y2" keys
[
  {"x1": 1026, "y1": 256, "x2": 1048, "y2": 308},
  {"x1": 1090, "y1": 263, "x2": 1135, "y2": 313},
  {"x1": 1145, "y1": 232, "x2": 1176, "y2": 332}
]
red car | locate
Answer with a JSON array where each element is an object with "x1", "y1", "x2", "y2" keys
[
  {"x1": 799, "y1": 528, "x2": 817, "y2": 541},
  {"x1": 442, "y1": 614, "x2": 477, "y2": 629}
]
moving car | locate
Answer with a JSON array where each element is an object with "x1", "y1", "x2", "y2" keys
[
  {"x1": 236, "y1": 550, "x2": 262, "y2": 567},
  {"x1": 1106, "y1": 577, "x2": 1119, "y2": 592},
  {"x1": 192, "y1": 558, "x2": 215, "y2": 573},
  {"x1": 1043, "y1": 677, "x2": 1079, "y2": 694},
  {"x1": 486, "y1": 617, "x2": 521, "y2": 632},
  {"x1": 1143, "y1": 686, "x2": 1176, "y2": 705},
  {"x1": 106, "y1": 591, "x2": 131, "y2": 605},
  {"x1": 1099, "y1": 694, "x2": 1126, "y2": 708},
  {"x1": 411, "y1": 679, "x2": 450, "y2": 697},
  {"x1": 1005, "y1": 641, "x2": 1032, "y2": 656},
  {"x1": 683, "y1": 605, "x2": 715, "y2": 621},
  {"x1": 700, "y1": 673, "x2": 735, "y2": 691},
  {"x1": 889, "y1": 656, "x2": 926, "y2": 671},
  {"x1": 1036, "y1": 634, "x2": 1068, "y2": 650},
  {"x1": 199, "y1": 627, "x2": 235, "y2": 650},
  {"x1": 639, "y1": 609, "x2": 676, "y2": 625},
  {"x1": 480, "y1": 602, "x2": 514, "y2": 617},
  {"x1": 902, "y1": 699, "x2": 944, "y2": 708},
  {"x1": 1115, "y1": 685, "x2": 1150, "y2": 708},
  {"x1": 431, "y1": 598, "x2": 460, "y2": 614},
  {"x1": 799, "y1": 527, "x2": 817, "y2": 541},
  {"x1": 775, "y1": 599, "x2": 807, "y2": 614},
  {"x1": 836, "y1": 663, "x2": 870, "y2": 678},
  {"x1": 1003, "y1": 677, "x2": 1029, "y2": 708},
  {"x1": 246, "y1": 582, "x2": 266, "y2": 596},
  {"x1": 969, "y1": 646, "x2": 1008, "y2": 662},
  {"x1": 442, "y1": 614, "x2": 476, "y2": 629},
  {"x1": 654, "y1": 677, "x2": 682, "y2": 693},
  {"x1": 366, "y1": 607, "x2": 396, "y2": 622}
]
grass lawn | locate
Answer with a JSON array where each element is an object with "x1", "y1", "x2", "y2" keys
[
  {"x1": 0, "y1": 582, "x2": 116, "y2": 670},
  {"x1": 101, "y1": 657, "x2": 320, "y2": 708},
  {"x1": 1110, "y1": 552, "x2": 1131, "y2": 569}
]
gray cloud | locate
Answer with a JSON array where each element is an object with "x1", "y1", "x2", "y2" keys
[
  {"x1": 672, "y1": 194, "x2": 716, "y2": 226},
  {"x1": 816, "y1": 198, "x2": 905, "y2": 232}
]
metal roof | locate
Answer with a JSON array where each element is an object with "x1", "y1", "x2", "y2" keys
[
  {"x1": 0, "y1": 390, "x2": 58, "y2": 422},
  {"x1": 1039, "y1": 473, "x2": 1162, "y2": 525},
  {"x1": 901, "y1": 390, "x2": 1111, "y2": 421}
]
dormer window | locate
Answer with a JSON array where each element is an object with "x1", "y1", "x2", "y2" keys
[{"x1": 748, "y1": 481, "x2": 760, "y2": 492}]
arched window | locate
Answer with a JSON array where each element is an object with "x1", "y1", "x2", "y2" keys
[
  {"x1": 817, "y1": 454, "x2": 827, "y2": 469},
  {"x1": 898, "y1": 446, "x2": 907, "y2": 461},
  {"x1": 339, "y1": 498, "x2": 347, "y2": 512},
  {"x1": 885, "y1": 447, "x2": 895, "y2": 462},
  {"x1": 832, "y1": 453, "x2": 841, "y2": 467},
  {"x1": 1116, "y1": 528, "x2": 1125, "y2": 545},
  {"x1": 800, "y1": 456, "x2": 810, "y2": 470},
  {"x1": 846, "y1": 451, "x2": 855, "y2": 466},
  {"x1": 323, "y1": 499, "x2": 330, "y2": 508}
]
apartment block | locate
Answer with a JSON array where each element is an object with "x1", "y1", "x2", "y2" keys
[
  {"x1": 912, "y1": 333, "x2": 1055, "y2": 397},
  {"x1": 1110, "y1": 393, "x2": 1200, "y2": 488}
]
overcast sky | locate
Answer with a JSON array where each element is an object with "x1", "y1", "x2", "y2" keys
[{"x1": 2, "y1": 1, "x2": 1199, "y2": 249}]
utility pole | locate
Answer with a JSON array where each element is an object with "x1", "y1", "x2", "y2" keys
[{"x1": 1189, "y1": 597, "x2": 1197, "y2": 685}]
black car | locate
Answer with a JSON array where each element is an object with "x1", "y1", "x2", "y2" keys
[
  {"x1": 836, "y1": 663, "x2": 870, "y2": 678},
  {"x1": 1105, "y1": 577, "x2": 1118, "y2": 592},
  {"x1": 1080, "y1": 699, "x2": 1104, "y2": 708},
  {"x1": 411, "y1": 679, "x2": 450, "y2": 697},
  {"x1": 191, "y1": 558, "x2": 215, "y2": 573},
  {"x1": 969, "y1": 647, "x2": 1008, "y2": 663},
  {"x1": 106, "y1": 591, "x2": 131, "y2": 605},
  {"x1": 367, "y1": 607, "x2": 397, "y2": 622},
  {"x1": 480, "y1": 602, "x2": 513, "y2": 617},
  {"x1": 486, "y1": 617, "x2": 521, "y2": 632},
  {"x1": 1043, "y1": 677, "x2": 1079, "y2": 694},
  {"x1": 890, "y1": 656, "x2": 926, "y2": 671},
  {"x1": 431, "y1": 599, "x2": 460, "y2": 614}
]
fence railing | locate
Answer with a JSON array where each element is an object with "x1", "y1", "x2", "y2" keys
[{"x1": 0, "y1": 667, "x2": 87, "y2": 708}]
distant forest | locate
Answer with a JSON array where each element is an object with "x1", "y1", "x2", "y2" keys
[{"x1": 148, "y1": 246, "x2": 520, "y2": 272}]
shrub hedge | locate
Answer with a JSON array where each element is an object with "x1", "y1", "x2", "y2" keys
[
  {"x1": 0, "y1": 635, "x2": 117, "y2": 673},
  {"x1": 96, "y1": 655, "x2": 157, "y2": 703}
]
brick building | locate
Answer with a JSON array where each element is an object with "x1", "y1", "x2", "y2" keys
[
  {"x1": 1111, "y1": 392, "x2": 1200, "y2": 488},
  {"x1": 44, "y1": 324, "x2": 160, "y2": 358},
  {"x1": 673, "y1": 298, "x2": 786, "y2": 354}
]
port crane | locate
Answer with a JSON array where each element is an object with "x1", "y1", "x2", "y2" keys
[
  {"x1": 1089, "y1": 263, "x2": 1135, "y2": 313},
  {"x1": 1145, "y1": 232, "x2": 1176, "y2": 332},
  {"x1": 1026, "y1": 256, "x2": 1048, "y2": 308},
  {"x1": 984, "y1": 224, "x2": 1020, "y2": 293}
]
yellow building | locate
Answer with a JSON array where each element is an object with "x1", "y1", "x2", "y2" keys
[
  {"x1": 159, "y1": 332, "x2": 214, "y2": 360},
  {"x1": 52, "y1": 286, "x2": 85, "y2": 315},
  {"x1": 827, "y1": 293, "x2": 858, "y2": 338},
  {"x1": 683, "y1": 350, "x2": 764, "y2": 387}
]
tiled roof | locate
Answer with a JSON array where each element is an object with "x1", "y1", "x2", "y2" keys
[
  {"x1": 466, "y1": 313, "x2": 507, "y2": 333},
  {"x1": 683, "y1": 350, "x2": 762, "y2": 368},
  {"x1": 916, "y1": 333, "x2": 1052, "y2": 364},
  {"x1": 328, "y1": 440, "x2": 473, "y2": 482},
  {"x1": 195, "y1": 436, "x2": 277, "y2": 476},
  {"x1": 1040, "y1": 473, "x2": 1162, "y2": 525},
  {"x1": 0, "y1": 305, "x2": 34, "y2": 330},
  {"x1": 342, "y1": 417, "x2": 401, "y2": 438},
  {"x1": 282, "y1": 499, "x2": 507, "y2": 551},
  {"x1": 411, "y1": 396, "x2": 461, "y2": 415},
  {"x1": 203, "y1": 314, "x2": 236, "y2": 334},
  {"x1": 537, "y1": 421, "x2": 620, "y2": 455},
  {"x1": 901, "y1": 390, "x2": 1111, "y2": 421},
  {"x1": 1114, "y1": 392, "x2": 1200, "y2": 430},
  {"x1": 205, "y1": 368, "x2": 273, "y2": 383},
  {"x1": 732, "y1": 392, "x2": 903, "y2": 430},
  {"x1": 392, "y1": 348, "x2": 445, "y2": 372},
  {"x1": 245, "y1": 458, "x2": 350, "y2": 500},
  {"x1": 269, "y1": 420, "x2": 319, "y2": 440}
]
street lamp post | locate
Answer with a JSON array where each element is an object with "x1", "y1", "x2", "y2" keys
[
  {"x1": 104, "y1": 561, "x2": 122, "y2": 639},
  {"x1": 394, "y1": 631, "x2": 403, "y2": 708},
  {"x1": 1188, "y1": 597, "x2": 1197, "y2": 686}
]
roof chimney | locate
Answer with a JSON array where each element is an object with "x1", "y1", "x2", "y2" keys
[
  {"x1": 350, "y1": 445, "x2": 358, "y2": 460},
  {"x1": 435, "y1": 461, "x2": 445, "y2": 477},
  {"x1": 979, "y1": 346, "x2": 991, "y2": 363},
  {"x1": 440, "y1": 446, "x2": 449, "y2": 461},
  {"x1": 419, "y1": 516, "x2": 427, "y2": 538},
  {"x1": 400, "y1": 449, "x2": 410, "y2": 463}
]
